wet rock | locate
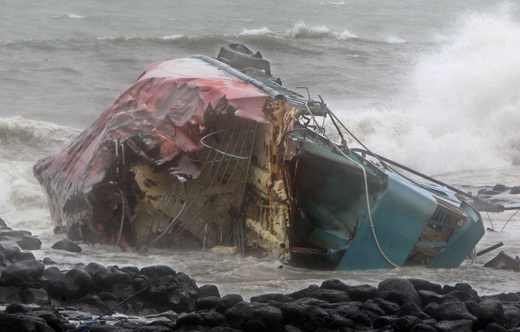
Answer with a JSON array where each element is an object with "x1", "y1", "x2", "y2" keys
[
  {"x1": 510, "y1": 186, "x2": 520, "y2": 194},
  {"x1": 424, "y1": 301, "x2": 477, "y2": 322},
  {"x1": 31, "y1": 310, "x2": 67, "y2": 332},
  {"x1": 287, "y1": 284, "x2": 319, "y2": 300},
  {"x1": 216, "y1": 294, "x2": 244, "y2": 314},
  {"x1": 23, "y1": 288, "x2": 49, "y2": 306},
  {"x1": 79, "y1": 294, "x2": 109, "y2": 312},
  {"x1": 373, "y1": 297, "x2": 400, "y2": 315},
  {"x1": 294, "y1": 297, "x2": 329, "y2": 308},
  {"x1": 360, "y1": 298, "x2": 386, "y2": 318},
  {"x1": 309, "y1": 288, "x2": 350, "y2": 303},
  {"x1": 434, "y1": 319, "x2": 473, "y2": 332},
  {"x1": 109, "y1": 282, "x2": 135, "y2": 299},
  {"x1": 209, "y1": 327, "x2": 242, "y2": 332},
  {"x1": 8, "y1": 251, "x2": 35, "y2": 263},
  {"x1": 0, "y1": 217, "x2": 11, "y2": 231},
  {"x1": 484, "y1": 292, "x2": 520, "y2": 302},
  {"x1": 167, "y1": 284, "x2": 195, "y2": 312},
  {"x1": 246, "y1": 305, "x2": 284, "y2": 331},
  {"x1": 130, "y1": 274, "x2": 149, "y2": 290},
  {"x1": 51, "y1": 239, "x2": 81, "y2": 252},
  {"x1": 479, "y1": 299, "x2": 504, "y2": 326},
  {"x1": 225, "y1": 301, "x2": 253, "y2": 329},
  {"x1": 465, "y1": 300, "x2": 482, "y2": 328},
  {"x1": 329, "y1": 313, "x2": 355, "y2": 329},
  {"x1": 320, "y1": 279, "x2": 351, "y2": 293},
  {"x1": 378, "y1": 278, "x2": 422, "y2": 307},
  {"x1": 493, "y1": 184, "x2": 509, "y2": 192},
  {"x1": 298, "y1": 305, "x2": 334, "y2": 331},
  {"x1": 198, "y1": 284, "x2": 220, "y2": 298},
  {"x1": 346, "y1": 284, "x2": 378, "y2": 302},
  {"x1": 269, "y1": 301, "x2": 306, "y2": 325},
  {"x1": 411, "y1": 323, "x2": 437, "y2": 332},
  {"x1": 445, "y1": 290, "x2": 475, "y2": 302},
  {"x1": 0, "y1": 312, "x2": 37, "y2": 332},
  {"x1": 251, "y1": 293, "x2": 294, "y2": 303},
  {"x1": 453, "y1": 283, "x2": 479, "y2": 302},
  {"x1": 140, "y1": 265, "x2": 176, "y2": 278},
  {"x1": 42, "y1": 257, "x2": 56, "y2": 265},
  {"x1": 0, "y1": 230, "x2": 42, "y2": 250},
  {"x1": 502, "y1": 305, "x2": 520, "y2": 329},
  {"x1": 66, "y1": 267, "x2": 94, "y2": 296},
  {"x1": 84, "y1": 262, "x2": 115, "y2": 288},
  {"x1": 418, "y1": 290, "x2": 455, "y2": 306},
  {"x1": 333, "y1": 302, "x2": 371, "y2": 327},
  {"x1": 481, "y1": 190, "x2": 500, "y2": 195},
  {"x1": 195, "y1": 296, "x2": 220, "y2": 311},
  {"x1": 485, "y1": 322, "x2": 509, "y2": 332},
  {"x1": 42, "y1": 266, "x2": 74, "y2": 300},
  {"x1": 121, "y1": 266, "x2": 139, "y2": 276},
  {"x1": 373, "y1": 315, "x2": 397, "y2": 329},
  {"x1": 5, "y1": 303, "x2": 30, "y2": 313},
  {"x1": 409, "y1": 278, "x2": 442, "y2": 294},
  {"x1": 392, "y1": 315, "x2": 422, "y2": 332},
  {"x1": 0, "y1": 286, "x2": 22, "y2": 303},
  {"x1": 398, "y1": 302, "x2": 430, "y2": 319},
  {"x1": 0, "y1": 259, "x2": 44, "y2": 287}
]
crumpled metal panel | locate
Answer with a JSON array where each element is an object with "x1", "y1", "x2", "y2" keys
[{"x1": 34, "y1": 58, "x2": 269, "y2": 246}]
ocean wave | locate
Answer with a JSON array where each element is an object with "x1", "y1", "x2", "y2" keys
[
  {"x1": 338, "y1": 30, "x2": 358, "y2": 40},
  {"x1": 239, "y1": 27, "x2": 273, "y2": 37},
  {"x1": 0, "y1": 117, "x2": 81, "y2": 162},
  {"x1": 67, "y1": 14, "x2": 86, "y2": 19},
  {"x1": 386, "y1": 36, "x2": 407, "y2": 44},
  {"x1": 2, "y1": 24, "x2": 413, "y2": 53},
  {"x1": 327, "y1": 10, "x2": 520, "y2": 175}
]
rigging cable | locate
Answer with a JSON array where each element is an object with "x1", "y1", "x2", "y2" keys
[
  {"x1": 304, "y1": 103, "x2": 398, "y2": 268},
  {"x1": 500, "y1": 208, "x2": 520, "y2": 232}
]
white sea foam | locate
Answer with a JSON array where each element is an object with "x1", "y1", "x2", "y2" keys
[
  {"x1": 283, "y1": 22, "x2": 332, "y2": 39},
  {"x1": 162, "y1": 35, "x2": 184, "y2": 40},
  {"x1": 337, "y1": 30, "x2": 358, "y2": 40},
  {"x1": 67, "y1": 14, "x2": 86, "y2": 19},
  {"x1": 331, "y1": 10, "x2": 520, "y2": 175},
  {"x1": 386, "y1": 36, "x2": 407, "y2": 44},
  {"x1": 239, "y1": 27, "x2": 272, "y2": 36}
]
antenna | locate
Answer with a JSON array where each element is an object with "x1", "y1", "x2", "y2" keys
[{"x1": 295, "y1": 87, "x2": 311, "y2": 100}]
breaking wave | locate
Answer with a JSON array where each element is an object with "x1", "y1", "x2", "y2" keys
[
  {"x1": 333, "y1": 9, "x2": 520, "y2": 175},
  {"x1": 0, "y1": 116, "x2": 80, "y2": 162}
]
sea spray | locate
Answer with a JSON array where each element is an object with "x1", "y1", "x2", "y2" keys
[{"x1": 330, "y1": 10, "x2": 520, "y2": 175}]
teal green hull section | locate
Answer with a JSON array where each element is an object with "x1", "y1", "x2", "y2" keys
[{"x1": 289, "y1": 139, "x2": 485, "y2": 270}]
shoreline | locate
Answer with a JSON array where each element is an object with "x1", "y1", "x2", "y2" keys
[{"x1": 2, "y1": 224, "x2": 520, "y2": 331}]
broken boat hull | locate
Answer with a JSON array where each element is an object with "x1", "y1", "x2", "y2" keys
[{"x1": 33, "y1": 44, "x2": 485, "y2": 270}]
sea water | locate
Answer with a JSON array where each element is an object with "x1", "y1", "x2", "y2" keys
[{"x1": 1, "y1": 0, "x2": 520, "y2": 299}]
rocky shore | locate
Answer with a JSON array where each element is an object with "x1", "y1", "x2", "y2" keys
[{"x1": 2, "y1": 221, "x2": 520, "y2": 331}]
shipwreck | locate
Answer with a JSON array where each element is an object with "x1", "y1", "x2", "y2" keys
[{"x1": 35, "y1": 44, "x2": 488, "y2": 270}]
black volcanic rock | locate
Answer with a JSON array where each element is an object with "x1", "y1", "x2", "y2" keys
[
  {"x1": 198, "y1": 284, "x2": 220, "y2": 298},
  {"x1": 424, "y1": 301, "x2": 477, "y2": 322},
  {"x1": 378, "y1": 278, "x2": 422, "y2": 307},
  {"x1": 346, "y1": 284, "x2": 378, "y2": 302},
  {"x1": 409, "y1": 278, "x2": 442, "y2": 294},
  {"x1": 215, "y1": 294, "x2": 244, "y2": 314},
  {"x1": 51, "y1": 239, "x2": 81, "y2": 252},
  {"x1": 84, "y1": 262, "x2": 114, "y2": 288},
  {"x1": 320, "y1": 279, "x2": 351, "y2": 293},
  {"x1": 251, "y1": 293, "x2": 294, "y2": 303},
  {"x1": 0, "y1": 259, "x2": 44, "y2": 287}
]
